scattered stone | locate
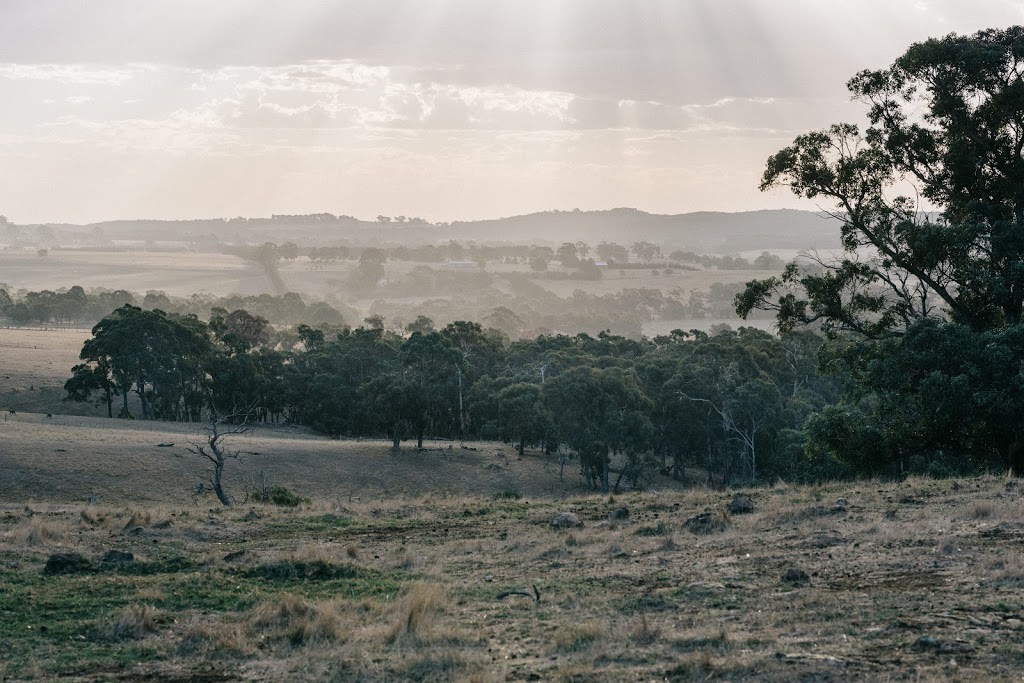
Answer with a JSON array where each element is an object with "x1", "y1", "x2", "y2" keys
[
  {"x1": 551, "y1": 512, "x2": 583, "y2": 529},
  {"x1": 223, "y1": 550, "x2": 247, "y2": 563},
  {"x1": 608, "y1": 507, "x2": 630, "y2": 522},
  {"x1": 484, "y1": 574, "x2": 494, "y2": 582},
  {"x1": 782, "y1": 568, "x2": 810, "y2": 586},
  {"x1": 44, "y1": 553, "x2": 93, "y2": 575},
  {"x1": 899, "y1": 496, "x2": 924, "y2": 505},
  {"x1": 727, "y1": 494, "x2": 756, "y2": 515},
  {"x1": 833, "y1": 497, "x2": 849, "y2": 510},
  {"x1": 151, "y1": 519, "x2": 172, "y2": 529},
  {"x1": 915, "y1": 635, "x2": 942, "y2": 650},
  {"x1": 683, "y1": 511, "x2": 730, "y2": 535},
  {"x1": 100, "y1": 550, "x2": 134, "y2": 566}
]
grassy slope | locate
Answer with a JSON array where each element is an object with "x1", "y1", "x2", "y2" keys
[
  {"x1": 1, "y1": 476, "x2": 1022, "y2": 681},
  {"x1": 0, "y1": 413, "x2": 590, "y2": 505}
]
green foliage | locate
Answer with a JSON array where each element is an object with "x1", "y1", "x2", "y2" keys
[
  {"x1": 253, "y1": 485, "x2": 306, "y2": 507},
  {"x1": 738, "y1": 26, "x2": 1024, "y2": 475}
]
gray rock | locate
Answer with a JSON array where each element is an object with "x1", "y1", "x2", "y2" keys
[
  {"x1": 608, "y1": 507, "x2": 630, "y2": 522},
  {"x1": 727, "y1": 494, "x2": 756, "y2": 515},
  {"x1": 782, "y1": 567, "x2": 810, "y2": 585},
  {"x1": 551, "y1": 512, "x2": 583, "y2": 529},
  {"x1": 683, "y1": 511, "x2": 730, "y2": 535},
  {"x1": 100, "y1": 550, "x2": 134, "y2": 566}
]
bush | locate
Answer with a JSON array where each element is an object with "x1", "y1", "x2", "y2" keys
[{"x1": 254, "y1": 485, "x2": 305, "y2": 507}]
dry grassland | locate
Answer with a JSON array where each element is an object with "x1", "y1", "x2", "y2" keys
[
  {"x1": 0, "y1": 413, "x2": 588, "y2": 504},
  {"x1": 0, "y1": 250, "x2": 267, "y2": 296},
  {"x1": 2, "y1": 475, "x2": 1023, "y2": 681},
  {"x1": 0, "y1": 327, "x2": 98, "y2": 416}
]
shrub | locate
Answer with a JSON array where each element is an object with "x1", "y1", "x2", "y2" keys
[{"x1": 253, "y1": 485, "x2": 305, "y2": 507}]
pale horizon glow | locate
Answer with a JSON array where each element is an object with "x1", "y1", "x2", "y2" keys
[{"x1": 1, "y1": 1, "x2": 1022, "y2": 224}]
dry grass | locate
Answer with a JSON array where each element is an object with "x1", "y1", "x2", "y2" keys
[
  {"x1": 177, "y1": 621, "x2": 255, "y2": 658},
  {"x1": 104, "y1": 604, "x2": 160, "y2": 640},
  {"x1": 9, "y1": 517, "x2": 67, "y2": 546},
  {"x1": 4, "y1": 432, "x2": 1024, "y2": 681},
  {"x1": 387, "y1": 581, "x2": 448, "y2": 645},
  {"x1": 250, "y1": 594, "x2": 346, "y2": 647},
  {"x1": 0, "y1": 412, "x2": 613, "y2": 505}
]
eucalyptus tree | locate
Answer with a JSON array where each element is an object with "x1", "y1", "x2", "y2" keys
[{"x1": 737, "y1": 27, "x2": 1024, "y2": 473}]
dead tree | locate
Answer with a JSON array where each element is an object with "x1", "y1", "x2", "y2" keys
[{"x1": 186, "y1": 409, "x2": 254, "y2": 507}]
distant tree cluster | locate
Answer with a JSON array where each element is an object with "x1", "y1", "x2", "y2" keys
[{"x1": 0, "y1": 287, "x2": 350, "y2": 329}]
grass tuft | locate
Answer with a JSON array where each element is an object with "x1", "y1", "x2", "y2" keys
[{"x1": 104, "y1": 603, "x2": 159, "y2": 640}]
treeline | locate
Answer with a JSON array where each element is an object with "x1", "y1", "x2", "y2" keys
[
  {"x1": 0, "y1": 287, "x2": 351, "y2": 329},
  {"x1": 0, "y1": 279, "x2": 769, "y2": 339},
  {"x1": 222, "y1": 239, "x2": 785, "y2": 271},
  {"x1": 65, "y1": 304, "x2": 849, "y2": 489}
]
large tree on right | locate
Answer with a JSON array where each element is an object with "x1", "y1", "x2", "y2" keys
[{"x1": 738, "y1": 27, "x2": 1024, "y2": 474}]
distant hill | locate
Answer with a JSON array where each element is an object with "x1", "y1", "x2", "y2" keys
[{"x1": 22, "y1": 208, "x2": 843, "y2": 254}]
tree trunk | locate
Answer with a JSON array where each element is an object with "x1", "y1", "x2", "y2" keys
[
  {"x1": 211, "y1": 459, "x2": 232, "y2": 506},
  {"x1": 601, "y1": 446, "x2": 609, "y2": 493},
  {"x1": 518, "y1": 437, "x2": 525, "y2": 456},
  {"x1": 104, "y1": 386, "x2": 113, "y2": 418}
]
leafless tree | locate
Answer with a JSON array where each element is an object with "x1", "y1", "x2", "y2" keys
[{"x1": 186, "y1": 408, "x2": 255, "y2": 506}]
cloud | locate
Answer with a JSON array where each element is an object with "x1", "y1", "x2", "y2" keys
[{"x1": 0, "y1": 63, "x2": 142, "y2": 85}]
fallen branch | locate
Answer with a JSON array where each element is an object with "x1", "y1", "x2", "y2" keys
[{"x1": 497, "y1": 584, "x2": 540, "y2": 603}]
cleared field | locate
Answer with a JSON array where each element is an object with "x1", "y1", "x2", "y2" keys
[
  {"x1": 0, "y1": 249, "x2": 268, "y2": 296},
  {"x1": 0, "y1": 413, "x2": 588, "y2": 505},
  {"x1": 0, "y1": 327, "x2": 102, "y2": 416},
  {"x1": 1, "y1": 471, "x2": 1021, "y2": 680}
]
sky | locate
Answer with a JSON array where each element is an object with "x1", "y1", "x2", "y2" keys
[{"x1": 1, "y1": 0, "x2": 1023, "y2": 224}]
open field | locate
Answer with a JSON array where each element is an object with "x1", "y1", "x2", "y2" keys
[
  {"x1": 0, "y1": 250, "x2": 268, "y2": 297},
  {"x1": 2, "y1": 248, "x2": 776, "y2": 307},
  {"x1": 0, "y1": 327, "x2": 102, "y2": 417},
  {"x1": 2, "y1": 470, "x2": 1023, "y2": 681},
  {"x1": 0, "y1": 413, "x2": 594, "y2": 505}
]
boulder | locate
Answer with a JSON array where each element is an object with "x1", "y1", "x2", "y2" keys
[
  {"x1": 551, "y1": 512, "x2": 583, "y2": 529},
  {"x1": 782, "y1": 567, "x2": 810, "y2": 586},
  {"x1": 44, "y1": 552, "x2": 93, "y2": 575},
  {"x1": 100, "y1": 550, "x2": 134, "y2": 566},
  {"x1": 727, "y1": 494, "x2": 756, "y2": 515},
  {"x1": 683, "y1": 511, "x2": 730, "y2": 535},
  {"x1": 608, "y1": 507, "x2": 630, "y2": 522}
]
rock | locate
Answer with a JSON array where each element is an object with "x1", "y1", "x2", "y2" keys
[
  {"x1": 44, "y1": 553, "x2": 93, "y2": 575},
  {"x1": 727, "y1": 494, "x2": 756, "y2": 515},
  {"x1": 782, "y1": 568, "x2": 810, "y2": 586},
  {"x1": 608, "y1": 507, "x2": 630, "y2": 522},
  {"x1": 833, "y1": 497, "x2": 849, "y2": 510},
  {"x1": 551, "y1": 512, "x2": 583, "y2": 529},
  {"x1": 683, "y1": 511, "x2": 730, "y2": 535},
  {"x1": 100, "y1": 550, "x2": 134, "y2": 566},
  {"x1": 915, "y1": 635, "x2": 942, "y2": 650},
  {"x1": 223, "y1": 550, "x2": 247, "y2": 563}
]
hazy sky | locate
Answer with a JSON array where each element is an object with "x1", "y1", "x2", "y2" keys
[{"x1": 1, "y1": 1, "x2": 1022, "y2": 224}]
